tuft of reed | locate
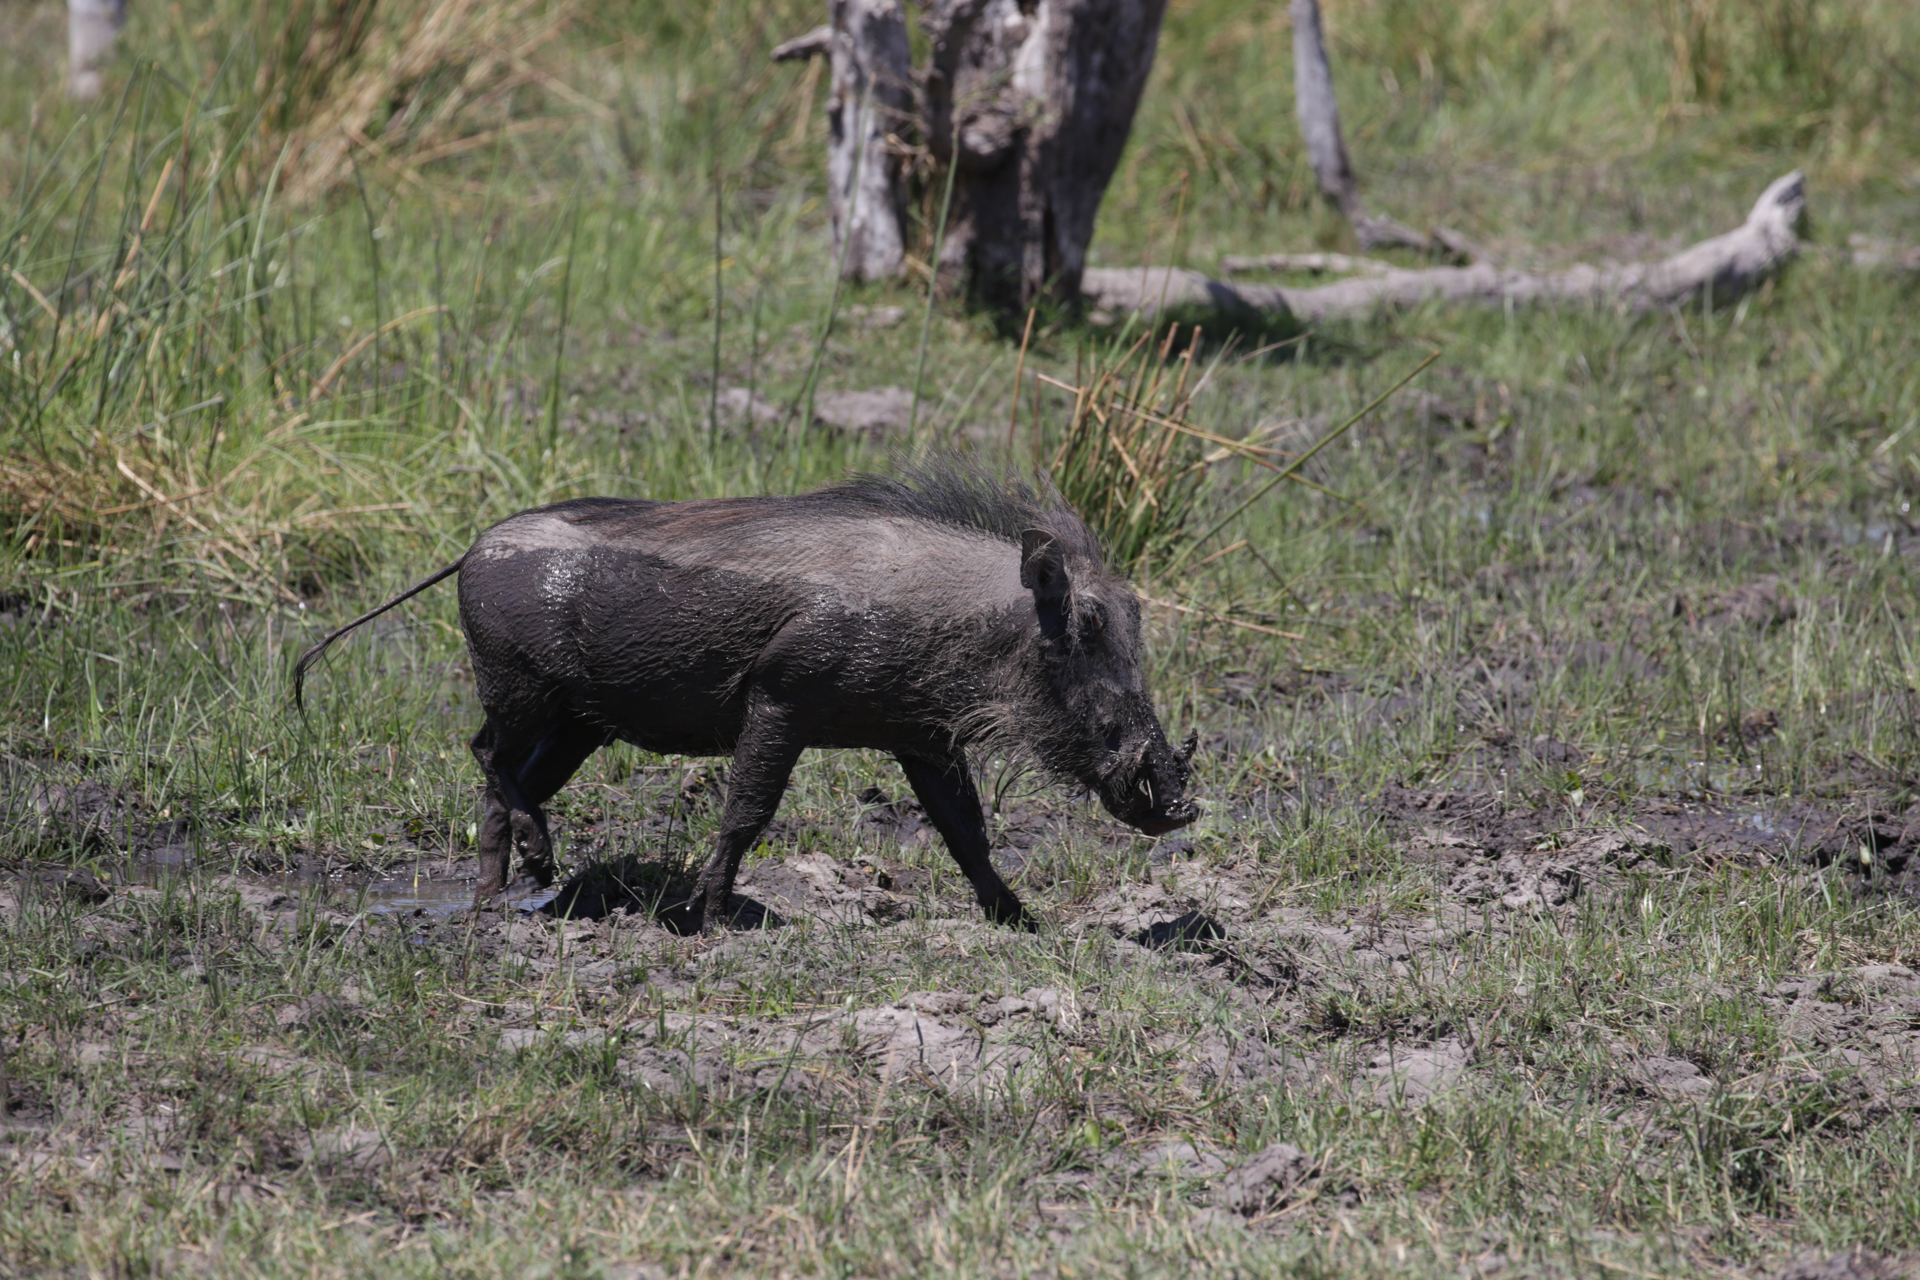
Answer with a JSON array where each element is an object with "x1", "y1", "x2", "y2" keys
[
  {"x1": 1041, "y1": 325, "x2": 1212, "y2": 578},
  {"x1": 1040, "y1": 324, "x2": 1300, "y2": 581},
  {"x1": 266, "y1": 0, "x2": 574, "y2": 204}
]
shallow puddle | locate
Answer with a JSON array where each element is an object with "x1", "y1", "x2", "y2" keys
[
  {"x1": 119, "y1": 849, "x2": 554, "y2": 921},
  {"x1": 1632, "y1": 757, "x2": 1770, "y2": 798}
]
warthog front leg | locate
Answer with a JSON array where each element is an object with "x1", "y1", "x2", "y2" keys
[
  {"x1": 689, "y1": 710, "x2": 802, "y2": 932},
  {"x1": 896, "y1": 751, "x2": 1034, "y2": 930}
]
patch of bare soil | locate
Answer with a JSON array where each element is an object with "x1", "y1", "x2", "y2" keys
[
  {"x1": 298, "y1": 819, "x2": 1904, "y2": 1143},
  {"x1": 9, "y1": 696, "x2": 1920, "y2": 1273},
  {"x1": 513, "y1": 757, "x2": 1920, "y2": 1130}
]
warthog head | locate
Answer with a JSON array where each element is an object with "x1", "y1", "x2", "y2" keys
[{"x1": 1012, "y1": 526, "x2": 1199, "y2": 836}]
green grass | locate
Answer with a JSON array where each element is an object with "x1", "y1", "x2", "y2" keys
[{"x1": 6, "y1": 0, "x2": 1920, "y2": 1275}]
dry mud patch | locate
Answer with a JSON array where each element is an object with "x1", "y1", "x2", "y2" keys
[
  {"x1": 370, "y1": 801, "x2": 1920, "y2": 1131},
  {"x1": 7, "y1": 767, "x2": 1920, "y2": 1274}
]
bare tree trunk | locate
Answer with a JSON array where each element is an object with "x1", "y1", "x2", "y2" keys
[
  {"x1": 1290, "y1": 0, "x2": 1473, "y2": 260},
  {"x1": 1290, "y1": 0, "x2": 1357, "y2": 221},
  {"x1": 776, "y1": 0, "x2": 1166, "y2": 308},
  {"x1": 825, "y1": 0, "x2": 913, "y2": 282},
  {"x1": 68, "y1": 0, "x2": 125, "y2": 101},
  {"x1": 920, "y1": 0, "x2": 1169, "y2": 313},
  {"x1": 1082, "y1": 172, "x2": 1806, "y2": 325}
]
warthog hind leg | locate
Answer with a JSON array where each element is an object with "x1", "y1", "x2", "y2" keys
[{"x1": 469, "y1": 715, "x2": 599, "y2": 902}]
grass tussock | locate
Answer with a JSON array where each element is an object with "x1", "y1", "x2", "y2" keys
[
  {"x1": 0, "y1": 30, "x2": 601, "y2": 598},
  {"x1": 262, "y1": 0, "x2": 574, "y2": 204},
  {"x1": 1041, "y1": 324, "x2": 1305, "y2": 578},
  {"x1": 1042, "y1": 325, "x2": 1213, "y2": 575},
  {"x1": 0, "y1": 108, "x2": 494, "y2": 597}
]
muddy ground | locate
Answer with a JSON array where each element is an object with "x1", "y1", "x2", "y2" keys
[{"x1": 7, "y1": 709, "x2": 1920, "y2": 1277}]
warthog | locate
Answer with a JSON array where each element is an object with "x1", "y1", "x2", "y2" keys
[{"x1": 294, "y1": 466, "x2": 1197, "y2": 929}]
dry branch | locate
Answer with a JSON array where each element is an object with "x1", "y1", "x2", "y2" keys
[
  {"x1": 1220, "y1": 252, "x2": 1390, "y2": 277},
  {"x1": 1289, "y1": 0, "x2": 1477, "y2": 262},
  {"x1": 771, "y1": 25, "x2": 833, "y2": 61},
  {"x1": 824, "y1": 0, "x2": 913, "y2": 282},
  {"x1": 1082, "y1": 172, "x2": 1806, "y2": 326}
]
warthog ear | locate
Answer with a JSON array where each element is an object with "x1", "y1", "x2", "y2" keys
[{"x1": 1020, "y1": 529, "x2": 1072, "y2": 604}]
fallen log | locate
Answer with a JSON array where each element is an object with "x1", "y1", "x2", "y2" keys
[
  {"x1": 1220, "y1": 251, "x2": 1391, "y2": 277},
  {"x1": 1081, "y1": 171, "x2": 1805, "y2": 326}
]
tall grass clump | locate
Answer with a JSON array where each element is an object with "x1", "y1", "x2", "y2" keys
[
  {"x1": 258, "y1": 0, "x2": 573, "y2": 203},
  {"x1": 1037, "y1": 324, "x2": 1298, "y2": 580},
  {"x1": 0, "y1": 0, "x2": 879, "y2": 612},
  {"x1": 150, "y1": 0, "x2": 575, "y2": 200},
  {"x1": 0, "y1": 60, "x2": 584, "y2": 602},
  {"x1": 1039, "y1": 326, "x2": 1212, "y2": 577}
]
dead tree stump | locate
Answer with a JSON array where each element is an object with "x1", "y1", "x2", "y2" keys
[
  {"x1": 924, "y1": 0, "x2": 1169, "y2": 313},
  {"x1": 787, "y1": 0, "x2": 914, "y2": 283},
  {"x1": 781, "y1": 0, "x2": 1169, "y2": 313}
]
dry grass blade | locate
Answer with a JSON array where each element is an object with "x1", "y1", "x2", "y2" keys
[
  {"x1": 264, "y1": 0, "x2": 575, "y2": 203},
  {"x1": 1042, "y1": 325, "x2": 1219, "y2": 576},
  {"x1": 310, "y1": 306, "x2": 447, "y2": 397}
]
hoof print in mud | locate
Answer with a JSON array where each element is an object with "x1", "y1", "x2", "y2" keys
[{"x1": 1132, "y1": 910, "x2": 1229, "y2": 951}]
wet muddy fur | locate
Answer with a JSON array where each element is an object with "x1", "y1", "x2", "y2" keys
[{"x1": 294, "y1": 467, "x2": 1196, "y2": 929}]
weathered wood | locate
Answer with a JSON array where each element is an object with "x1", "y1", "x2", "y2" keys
[
  {"x1": 1428, "y1": 225, "x2": 1487, "y2": 266},
  {"x1": 1080, "y1": 265, "x2": 1290, "y2": 325},
  {"x1": 68, "y1": 0, "x2": 125, "y2": 100},
  {"x1": 772, "y1": 25, "x2": 833, "y2": 62},
  {"x1": 1289, "y1": 0, "x2": 1358, "y2": 222},
  {"x1": 1289, "y1": 0, "x2": 1477, "y2": 263},
  {"x1": 1221, "y1": 251, "x2": 1391, "y2": 277},
  {"x1": 825, "y1": 0, "x2": 913, "y2": 282},
  {"x1": 1082, "y1": 172, "x2": 1806, "y2": 325},
  {"x1": 923, "y1": 0, "x2": 1169, "y2": 312},
  {"x1": 778, "y1": 0, "x2": 1168, "y2": 305}
]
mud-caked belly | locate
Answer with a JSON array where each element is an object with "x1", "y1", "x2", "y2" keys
[
  {"x1": 458, "y1": 511, "x2": 1001, "y2": 757},
  {"x1": 460, "y1": 546, "x2": 799, "y2": 753}
]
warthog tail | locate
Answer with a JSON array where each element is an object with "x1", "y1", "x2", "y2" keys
[{"x1": 292, "y1": 557, "x2": 466, "y2": 708}]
